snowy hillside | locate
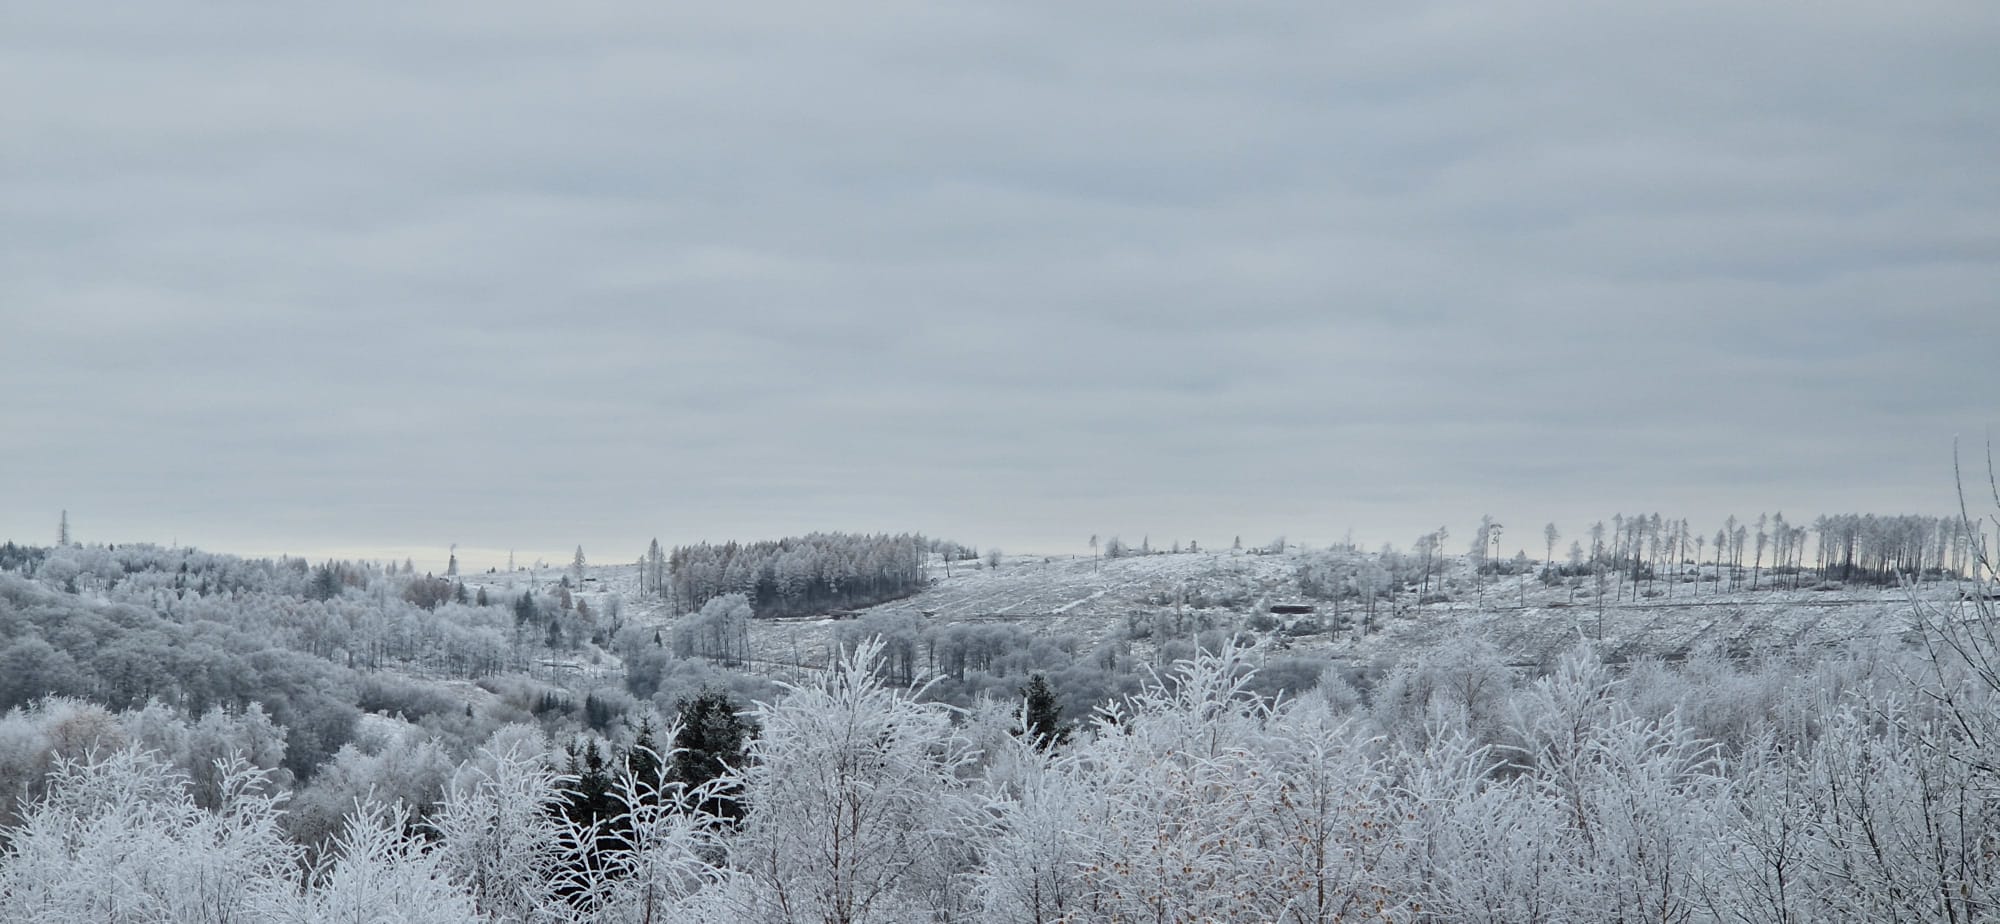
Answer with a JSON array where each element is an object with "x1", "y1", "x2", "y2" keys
[{"x1": 534, "y1": 547, "x2": 1986, "y2": 689}]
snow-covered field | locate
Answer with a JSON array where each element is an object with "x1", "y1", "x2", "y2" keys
[
  {"x1": 877, "y1": 552, "x2": 1960, "y2": 668},
  {"x1": 540, "y1": 549, "x2": 1982, "y2": 683}
]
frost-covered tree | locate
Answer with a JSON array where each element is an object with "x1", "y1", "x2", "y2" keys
[
  {"x1": 971, "y1": 733, "x2": 1095, "y2": 924},
  {"x1": 642, "y1": 539, "x2": 667, "y2": 598},
  {"x1": 1394, "y1": 727, "x2": 1583, "y2": 923},
  {"x1": 1256, "y1": 695, "x2": 1399, "y2": 922},
  {"x1": 1372, "y1": 634, "x2": 1515, "y2": 751},
  {"x1": 1016, "y1": 673, "x2": 1068, "y2": 752},
  {"x1": 290, "y1": 800, "x2": 482, "y2": 924},
  {"x1": 674, "y1": 593, "x2": 752, "y2": 666},
  {"x1": 1500, "y1": 649, "x2": 1730, "y2": 923},
  {"x1": 545, "y1": 733, "x2": 740, "y2": 924},
  {"x1": 286, "y1": 732, "x2": 456, "y2": 853},
  {"x1": 1058, "y1": 649, "x2": 1327, "y2": 922},
  {"x1": 0, "y1": 747, "x2": 296, "y2": 923},
  {"x1": 671, "y1": 690, "x2": 752, "y2": 820},
  {"x1": 728, "y1": 638, "x2": 978, "y2": 924},
  {"x1": 431, "y1": 727, "x2": 568, "y2": 921}
]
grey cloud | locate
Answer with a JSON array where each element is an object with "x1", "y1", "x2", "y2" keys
[{"x1": 2, "y1": 1, "x2": 1995, "y2": 566}]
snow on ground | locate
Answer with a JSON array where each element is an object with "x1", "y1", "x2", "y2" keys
[
  {"x1": 1343, "y1": 582, "x2": 1940, "y2": 671},
  {"x1": 878, "y1": 551, "x2": 1292, "y2": 619},
  {"x1": 786, "y1": 551, "x2": 1973, "y2": 677},
  {"x1": 462, "y1": 550, "x2": 1984, "y2": 686}
]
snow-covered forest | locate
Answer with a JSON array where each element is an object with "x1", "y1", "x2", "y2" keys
[
  {"x1": 663, "y1": 532, "x2": 932, "y2": 618},
  {"x1": 1, "y1": 507, "x2": 1997, "y2": 922}
]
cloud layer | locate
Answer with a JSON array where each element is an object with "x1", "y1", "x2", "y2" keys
[{"x1": 4, "y1": 1, "x2": 1996, "y2": 568}]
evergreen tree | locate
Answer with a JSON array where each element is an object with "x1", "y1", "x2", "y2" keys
[
  {"x1": 1018, "y1": 673, "x2": 1070, "y2": 751},
  {"x1": 308, "y1": 562, "x2": 342, "y2": 602},
  {"x1": 626, "y1": 715, "x2": 663, "y2": 790},
  {"x1": 562, "y1": 738, "x2": 614, "y2": 829},
  {"x1": 673, "y1": 690, "x2": 752, "y2": 821}
]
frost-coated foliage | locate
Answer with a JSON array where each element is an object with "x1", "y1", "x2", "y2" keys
[
  {"x1": 5, "y1": 629, "x2": 2000, "y2": 922},
  {"x1": 0, "y1": 748, "x2": 296, "y2": 923},
  {"x1": 432, "y1": 728, "x2": 571, "y2": 921},
  {"x1": 728, "y1": 637, "x2": 980, "y2": 924},
  {"x1": 544, "y1": 741, "x2": 739, "y2": 924},
  {"x1": 287, "y1": 800, "x2": 481, "y2": 924},
  {"x1": 1070, "y1": 652, "x2": 1349, "y2": 922}
]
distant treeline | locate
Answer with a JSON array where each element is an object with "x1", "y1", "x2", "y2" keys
[
  {"x1": 1489, "y1": 510, "x2": 1983, "y2": 603},
  {"x1": 1812, "y1": 513, "x2": 1980, "y2": 583},
  {"x1": 666, "y1": 532, "x2": 932, "y2": 618},
  {"x1": 1571, "y1": 511, "x2": 1981, "y2": 591}
]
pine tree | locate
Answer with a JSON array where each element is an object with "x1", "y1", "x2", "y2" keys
[
  {"x1": 1019, "y1": 673, "x2": 1070, "y2": 751},
  {"x1": 626, "y1": 715, "x2": 663, "y2": 790},
  {"x1": 562, "y1": 739, "x2": 614, "y2": 828},
  {"x1": 673, "y1": 690, "x2": 752, "y2": 821},
  {"x1": 308, "y1": 562, "x2": 342, "y2": 601},
  {"x1": 57, "y1": 509, "x2": 69, "y2": 547}
]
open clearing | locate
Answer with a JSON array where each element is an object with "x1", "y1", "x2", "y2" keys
[{"x1": 542, "y1": 550, "x2": 1979, "y2": 683}]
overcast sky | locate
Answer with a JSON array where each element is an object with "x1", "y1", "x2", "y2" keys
[{"x1": 3, "y1": 1, "x2": 1997, "y2": 571}]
